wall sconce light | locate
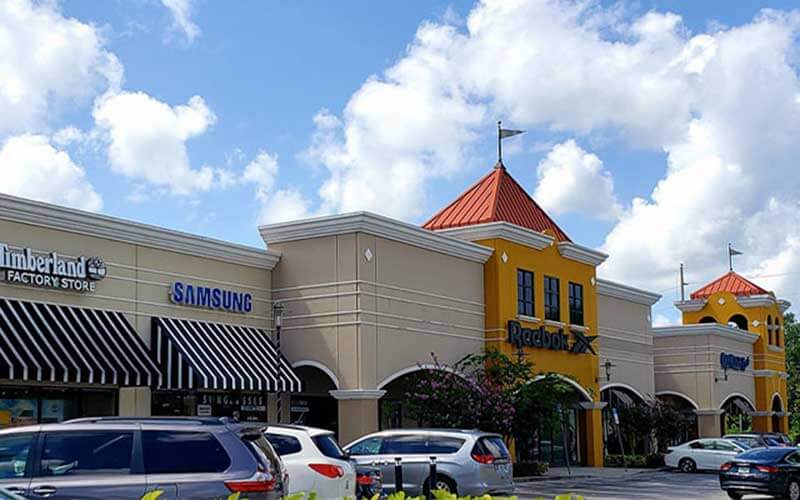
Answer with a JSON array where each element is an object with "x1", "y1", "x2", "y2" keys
[
  {"x1": 715, "y1": 367, "x2": 729, "y2": 383},
  {"x1": 597, "y1": 360, "x2": 615, "y2": 382}
]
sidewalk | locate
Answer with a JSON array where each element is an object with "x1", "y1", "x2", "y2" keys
[{"x1": 516, "y1": 466, "x2": 656, "y2": 482}]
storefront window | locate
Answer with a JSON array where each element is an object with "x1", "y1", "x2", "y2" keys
[
  {"x1": 544, "y1": 276, "x2": 560, "y2": 321},
  {"x1": 517, "y1": 270, "x2": 534, "y2": 317},
  {"x1": 0, "y1": 387, "x2": 114, "y2": 429},
  {"x1": 568, "y1": 282, "x2": 584, "y2": 326}
]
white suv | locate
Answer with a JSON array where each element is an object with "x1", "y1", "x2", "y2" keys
[{"x1": 264, "y1": 425, "x2": 355, "y2": 500}]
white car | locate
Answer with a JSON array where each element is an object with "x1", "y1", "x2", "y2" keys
[
  {"x1": 665, "y1": 438, "x2": 748, "y2": 472},
  {"x1": 264, "y1": 425, "x2": 356, "y2": 500}
]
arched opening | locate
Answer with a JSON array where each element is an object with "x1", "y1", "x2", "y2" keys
[
  {"x1": 775, "y1": 318, "x2": 782, "y2": 346},
  {"x1": 656, "y1": 392, "x2": 698, "y2": 446},
  {"x1": 728, "y1": 314, "x2": 749, "y2": 331},
  {"x1": 378, "y1": 366, "x2": 459, "y2": 430},
  {"x1": 772, "y1": 394, "x2": 784, "y2": 433},
  {"x1": 515, "y1": 377, "x2": 592, "y2": 467},
  {"x1": 699, "y1": 316, "x2": 717, "y2": 324},
  {"x1": 601, "y1": 385, "x2": 647, "y2": 455},
  {"x1": 290, "y1": 364, "x2": 339, "y2": 435},
  {"x1": 768, "y1": 316, "x2": 773, "y2": 344},
  {"x1": 719, "y1": 394, "x2": 754, "y2": 434}
]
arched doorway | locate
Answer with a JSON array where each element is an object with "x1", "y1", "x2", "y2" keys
[
  {"x1": 699, "y1": 316, "x2": 717, "y2": 324},
  {"x1": 377, "y1": 366, "x2": 458, "y2": 430},
  {"x1": 601, "y1": 385, "x2": 647, "y2": 455},
  {"x1": 720, "y1": 394, "x2": 754, "y2": 434},
  {"x1": 728, "y1": 314, "x2": 749, "y2": 330},
  {"x1": 516, "y1": 376, "x2": 592, "y2": 467},
  {"x1": 656, "y1": 392, "x2": 699, "y2": 446},
  {"x1": 772, "y1": 394, "x2": 784, "y2": 433},
  {"x1": 290, "y1": 363, "x2": 339, "y2": 435}
]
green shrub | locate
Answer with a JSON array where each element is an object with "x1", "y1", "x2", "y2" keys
[
  {"x1": 604, "y1": 453, "x2": 664, "y2": 468},
  {"x1": 512, "y1": 460, "x2": 549, "y2": 477}
]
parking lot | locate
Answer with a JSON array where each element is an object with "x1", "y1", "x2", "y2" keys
[{"x1": 515, "y1": 470, "x2": 772, "y2": 500}]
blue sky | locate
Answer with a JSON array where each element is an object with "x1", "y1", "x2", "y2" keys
[{"x1": 3, "y1": 0, "x2": 800, "y2": 322}]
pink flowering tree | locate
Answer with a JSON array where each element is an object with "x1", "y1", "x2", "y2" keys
[{"x1": 405, "y1": 349, "x2": 574, "y2": 443}]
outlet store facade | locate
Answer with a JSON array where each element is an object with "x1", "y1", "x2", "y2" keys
[{"x1": 0, "y1": 162, "x2": 789, "y2": 466}]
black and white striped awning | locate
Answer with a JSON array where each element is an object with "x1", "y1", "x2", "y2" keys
[
  {"x1": 0, "y1": 298, "x2": 160, "y2": 386},
  {"x1": 152, "y1": 317, "x2": 302, "y2": 392}
]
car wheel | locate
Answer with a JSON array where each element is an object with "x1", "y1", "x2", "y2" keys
[
  {"x1": 788, "y1": 479, "x2": 800, "y2": 500},
  {"x1": 425, "y1": 475, "x2": 457, "y2": 496},
  {"x1": 726, "y1": 491, "x2": 743, "y2": 500},
  {"x1": 678, "y1": 458, "x2": 696, "y2": 473}
]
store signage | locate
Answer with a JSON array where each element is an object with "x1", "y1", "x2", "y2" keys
[
  {"x1": 507, "y1": 320, "x2": 597, "y2": 355},
  {"x1": 720, "y1": 352, "x2": 750, "y2": 371},
  {"x1": 0, "y1": 243, "x2": 106, "y2": 292},
  {"x1": 170, "y1": 282, "x2": 253, "y2": 314}
]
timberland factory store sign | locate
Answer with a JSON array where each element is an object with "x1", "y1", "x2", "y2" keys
[
  {"x1": 0, "y1": 244, "x2": 107, "y2": 292},
  {"x1": 507, "y1": 320, "x2": 597, "y2": 355}
]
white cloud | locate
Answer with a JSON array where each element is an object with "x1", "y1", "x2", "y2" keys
[
  {"x1": 93, "y1": 91, "x2": 226, "y2": 195},
  {"x1": 160, "y1": 0, "x2": 200, "y2": 43},
  {"x1": 304, "y1": 0, "x2": 800, "y2": 309},
  {"x1": 0, "y1": 0, "x2": 122, "y2": 135},
  {"x1": 242, "y1": 152, "x2": 313, "y2": 224},
  {"x1": 0, "y1": 134, "x2": 102, "y2": 211},
  {"x1": 533, "y1": 140, "x2": 622, "y2": 220}
]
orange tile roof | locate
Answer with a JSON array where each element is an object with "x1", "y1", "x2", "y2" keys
[
  {"x1": 422, "y1": 164, "x2": 571, "y2": 241},
  {"x1": 690, "y1": 271, "x2": 769, "y2": 300}
]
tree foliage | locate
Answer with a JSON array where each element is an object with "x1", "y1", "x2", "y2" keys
[
  {"x1": 405, "y1": 349, "x2": 577, "y2": 441},
  {"x1": 785, "y1": 313, "x2": 800, "y2": 439}
]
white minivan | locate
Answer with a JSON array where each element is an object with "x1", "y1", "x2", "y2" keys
[{"x1": 264, "y1": 425, "x2": 356, "y2": 500}]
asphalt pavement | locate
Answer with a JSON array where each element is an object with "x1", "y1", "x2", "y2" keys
[{"x1": 514, "y1": 469, "x2": 772, "y2": 499}]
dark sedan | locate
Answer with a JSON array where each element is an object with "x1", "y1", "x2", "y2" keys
[{"x1": 720, "y1": 447, "x2": 800, "y2": 499}]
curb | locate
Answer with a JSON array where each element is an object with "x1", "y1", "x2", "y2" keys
[{"x1": 515, "y1": 469, "x2": 659, "y2": 482}]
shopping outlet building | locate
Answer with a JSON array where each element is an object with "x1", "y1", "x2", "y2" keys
[{"x1": 0, "y1": 162, "x2": 789, "y2": 466}]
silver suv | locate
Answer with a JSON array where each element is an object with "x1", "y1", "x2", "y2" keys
[
  {"x1": 344, "y1": 429, "x2": 513, "y2": 496},
  {"x1": 0, "y1": 416, "x2": 285, "y2": 499}
]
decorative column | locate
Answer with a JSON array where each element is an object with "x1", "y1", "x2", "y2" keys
[
  {"x1": 579, "y1": 401, "x2": 606, "y2": 467},
  {"x1": 330, "y1": 389, "x2": 386, "y2": 444},
  {"x1": 695, "y1": 409, "x2": 724, "y2": 437}
]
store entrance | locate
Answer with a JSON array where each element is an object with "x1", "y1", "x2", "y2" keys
[
  {"x1": 289, "y1": 365, "x2": 338, "y2": 436},
  {"x1": 518, "y1": 406, "x2": 580, "y2": 466}
]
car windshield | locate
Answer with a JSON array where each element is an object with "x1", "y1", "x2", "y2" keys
[{"x1": 731, "y1": 439, "x2": 752, "y2": 449}]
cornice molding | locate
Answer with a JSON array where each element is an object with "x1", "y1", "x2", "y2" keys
[
  {"x1": 434, "y1": 221, "x2": 553, "y2": 251},
  {"x1": 653, "y1": 324, "x2": 760, "y2": 344},
  {"x1": 557, "y1": 241, "x2": 608, "y2": 267},
  {"x1": 597, "y1": 279, "x2": 661, "y2": 306},
  {"x1": 674, "y1": 299, "x2": 707, "y2": 312},
  {"x1": 260, "y1": 212, "x2": 494, "y2": 264},
  {"x1": 329, "y1": 389, "x2": 386, "y2": 400},
  {"x1": 737, "y1": 294, "x2": 777, "y2": 309},
  {"x1": 779, "y1": 299, "x2": 792, "y2": 313},
  {"x1": 753, "y1": 369, "x2": 788, "y2": 379},
  {"x1": 0, "y1": 193, "x2": 279, "y2": 269}
]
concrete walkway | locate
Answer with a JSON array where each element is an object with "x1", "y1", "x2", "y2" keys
[{"x1": 517, "y1": 466, "x2": 656, "y2": 481}]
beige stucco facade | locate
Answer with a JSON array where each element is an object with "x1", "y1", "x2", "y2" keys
[
  {"x1": 262, "y1": 213, "x2": 490, "y2": 443},
  {"x1": 596, "y1": 279, "x2": 660, "y2": 401},
  {"x1": 0, "y1": 193, "x2": 278, "y2": 420}
]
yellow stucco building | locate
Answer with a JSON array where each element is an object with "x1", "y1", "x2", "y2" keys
[{"x1": 424, "y1": 163, "x2": 609, "y2": 465}]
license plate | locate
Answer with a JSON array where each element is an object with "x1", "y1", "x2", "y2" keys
[
  {"x1": 737, "y1": 466, "x2": 749, "y2": 474},
  {"x1": 495, "y1": 463, "x2": 510, "y2": 476}
]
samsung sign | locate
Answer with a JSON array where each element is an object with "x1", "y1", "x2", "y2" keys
[
  {"x1": 0, "y1": 243, "x2": 106, "y2": 292},
  {"x1": 170, "y1": 282, "x2": 253, "y2": 314},
  {"x1": 720, "y1": 352, "x2": 750, "y2": 371}
]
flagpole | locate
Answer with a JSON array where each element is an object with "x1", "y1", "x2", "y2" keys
[
  {"x1": 728, "y1": 243, "x2": 733, "y2": 272},
  {"x1": 497, "y1": 120, "x2": 503, "y2": 166}
]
